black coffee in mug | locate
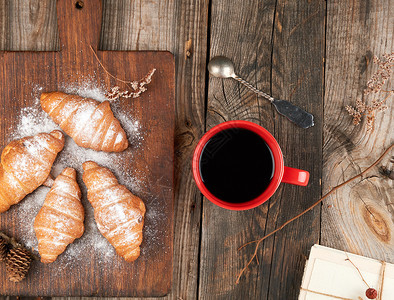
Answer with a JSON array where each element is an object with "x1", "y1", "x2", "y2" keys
[{"x1": 199, "y1": 128, "x2": 274, "y2": 203}]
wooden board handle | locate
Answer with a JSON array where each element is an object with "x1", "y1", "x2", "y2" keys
[{"x1": 57, "y1": 0, "x2": 103, "y2": 52}]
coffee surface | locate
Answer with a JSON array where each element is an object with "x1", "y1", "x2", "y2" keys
[{"x1": 199, "y1": 128, "x2": 274, "y2": 203}]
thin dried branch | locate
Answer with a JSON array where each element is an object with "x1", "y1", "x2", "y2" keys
[
  {"x1": 89, "y1": 45, "x2": 156, "y2": 101},
  {"x1": 236, "y1": 144, "x2": 394, "y2": 284}
]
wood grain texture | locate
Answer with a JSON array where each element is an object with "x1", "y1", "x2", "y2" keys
[
  {"x1": 321, "y1": 0, "x2": 394, "y2": 261},
  {"x1": 0, "y1": 0, "x2": 59, "y2": 51},
  {"x1": 0, "y1": 0, "x2": 208, "y2": 299},
  {"x1": 169, "y1": 0, "x2": 209, "y2": 298},
  {"x1": 199, "y1": 0, "x2": 324, "y2": 299},
  {"x1": 100, "y1": 0, "x2": 175, "y2": 51},
  {"x1": 0, "y1": 0, "x2": 174, "y2": 296}
]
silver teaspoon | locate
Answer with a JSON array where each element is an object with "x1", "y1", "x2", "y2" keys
[{"x1": 207, "y1": 56, "x2": 314, "y2": 129}]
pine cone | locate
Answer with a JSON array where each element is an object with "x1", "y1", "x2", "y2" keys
[
  {"x1": 6, "y1": 246, "x2": 33, "y2": 282},
  {"x1": 0, "y1": 236, "x2": 9, "y2": 261}
]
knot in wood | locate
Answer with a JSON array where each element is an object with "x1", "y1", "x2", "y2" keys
[
  {"x1": 362, "y1": 205, "x2": 391, "y2": 243},
  {"x1": 75, "y1": 1, "x2": 84, "y2": 9}
]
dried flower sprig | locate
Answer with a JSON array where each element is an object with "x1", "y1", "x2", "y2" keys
[
  {"x1": 345, "y1": 52, "x2": 393, "y2": 131},
  {"x1": 364, "y1": 53, "x2": 394, "y2": 94},
  {"x1": 345, "y1": 93, "x2": 391, "y2": 130},
  {"x1": 106, "y1": 68, "x2": 156, "y2": 101},
  {"x1": 89, "y1": 45, "x2": 156, "y2": 101}
]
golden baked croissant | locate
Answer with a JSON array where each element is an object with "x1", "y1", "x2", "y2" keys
[
  {"x1": 82, "y1": 161, "x2": 145, "y2": 262},
  {"x1": 34, "y1": 167, "x2": 84, "y2": 263},
  {"x1": 40, "y1": 91, "x2": 128, "y2": 152},
  {"x1": 0, "y1": 130, "x2": 65, "y2": 213}
]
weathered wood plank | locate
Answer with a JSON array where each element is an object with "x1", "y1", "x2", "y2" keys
[
  {"x1": 99, "y1": 0, "x2": 175, "y2": 51},
  {"x1": 164, "y1": 0, "x2": 209, "y2": 298},
  {"x1": 200, "y1": 0, "x2": 276, "y2": 298},
  {"x1": 322, "y1": 0, "x2": 394, "y2": 262},
  {"x1": 0, "y1": 0, "x2": 59, "y2": 51},
  {"x1": 265, "y1": 0, "x2": 325, "y2": 297},
  {"x1": 199, "y1": 0, "x2": 324, "y2": 299},
  {"x1": 0, "y1": 0, "x2": 9, "y2": 50},
  {"x1": 0, "y1": 0, "x2": 209, "y2": 299}
]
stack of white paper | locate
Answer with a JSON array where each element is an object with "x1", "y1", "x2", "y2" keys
[{"x1": 299, "y1": 245, "x2": 394, "y2": 300}]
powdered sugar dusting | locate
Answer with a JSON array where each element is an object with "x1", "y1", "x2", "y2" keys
[
  {"x1": 116, "y1": 112, "x2": 142, "y2": 142},
  {"x1": 8, "y1": 81, "x2": 151, "y2": 266},
  {"x1": 10, "y1": 109, "x2": 58, "y2": 141},
  {"x1": 14, "y1": 187, "x2": 48, "y2": 249},
  {"x1": 60, "y1": 77, "x2": 107, "y2": 102}
]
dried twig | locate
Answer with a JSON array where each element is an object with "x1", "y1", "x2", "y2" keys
[
  {"x1": 345, "y1": 52, "x2": 394, "y2": 131},
  {"x1": 236, "y1": 144, "x2": 394, "y2": 284},
  {"x1": 89, "y1": 45, "x2": 156, "y2": 101}
]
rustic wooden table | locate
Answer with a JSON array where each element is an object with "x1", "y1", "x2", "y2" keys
[{"x1": 0, "y1": 0, "x2": 393, "y2": 299}]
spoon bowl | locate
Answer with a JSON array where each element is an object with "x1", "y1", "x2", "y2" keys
[{"x1": 207, "y1": 56, "x2": 235, "y2": 78}]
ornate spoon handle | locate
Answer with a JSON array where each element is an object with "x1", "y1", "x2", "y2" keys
[
  {"x1": 271, "y1": 99, "x2": 314, "y2": 129},
  {"x1": 233, "y1": 74, "x2": 314, "y2": 128},
  {"x1": 233, "y1": 75, "x2": 274, "y2": 102}
]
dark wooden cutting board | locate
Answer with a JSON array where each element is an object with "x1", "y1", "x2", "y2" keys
[{"x1": 0, "y1": 0, "x2": 174, "y2": 296}]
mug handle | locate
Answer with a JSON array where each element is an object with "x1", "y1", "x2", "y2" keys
[{"x1": 281, "y1": 166, "x2": 309, "y2": 186}]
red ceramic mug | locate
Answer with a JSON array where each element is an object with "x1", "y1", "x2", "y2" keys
[{"x1": 192, "y1": 120, "x2": 309, "y2": 210}]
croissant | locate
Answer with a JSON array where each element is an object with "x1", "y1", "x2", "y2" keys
[
  {"x1": 82, "y1": 161, "x2": 145, "y2": 262},
  {"x1": 40, "y1": 91, "x2": 128, "y2": 152},
  {"x1": 0, "y1": 130, "x2": 65, "y2": 213},
  {"x1": 34, "y1": 167, "x2": 84, "y2": 263}
]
